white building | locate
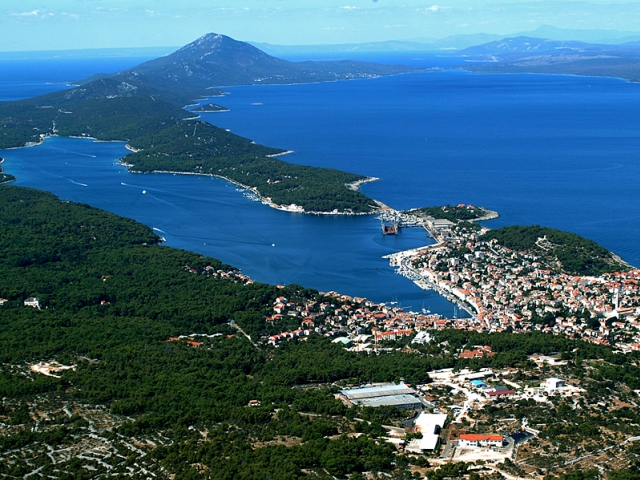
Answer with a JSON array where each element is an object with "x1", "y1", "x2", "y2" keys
[
  {"x1": 340, "y1": 384, "x2": 423, "y2": 410},
  {"x1": 459, "y1": 433, "x2": 503, "y2": 448},
  {"x1": 545, "y1": 378, "x2": 566, "y2": 390},
  {"x1": 414, "y1": 413, "x2": 448, "y2": 450},
  {"x1": 431, "y1": 219, "x2": 455, "y2": 230},
  {"x1": 24, "y1": 297, "x2": 40, "y2": 309}
]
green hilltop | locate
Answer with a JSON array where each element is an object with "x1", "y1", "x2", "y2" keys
[{"x1": 484, "y1": 225, "x2": 629, "y2": 276}]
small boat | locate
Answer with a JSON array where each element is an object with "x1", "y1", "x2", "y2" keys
[{"x1": 142, "y1": 190, "x2": 147, "y2": 194}]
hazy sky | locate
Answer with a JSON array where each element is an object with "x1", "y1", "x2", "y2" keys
[{"x1": 3, "y1": 0, "x2": 640, "y2": 51}]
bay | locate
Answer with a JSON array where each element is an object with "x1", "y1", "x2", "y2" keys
[
  {"x1": 3, "y1": 136, "x2": 447, "y2": 313},
  {"x1": 203, "y1": 71, "x2": 640, "y2": 268},
  {"x1": 2, "y1": 55, "x2": 640, "y2": 318}
]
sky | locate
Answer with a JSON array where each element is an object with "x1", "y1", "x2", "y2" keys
[{"x1": 2, "y1": 0, "x2": 640, "y2": 52}]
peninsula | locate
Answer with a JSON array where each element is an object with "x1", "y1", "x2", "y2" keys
[
  {"x1": 0, "y1": 33, "x2": 419, "y2": 213},
  {"x1": 188, "y1": 103, "x2": 229, "y2": 113}
]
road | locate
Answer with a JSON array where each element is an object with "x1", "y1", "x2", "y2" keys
[{"x1": 229, "y1": 320, "x2": 260, "y2": 349}]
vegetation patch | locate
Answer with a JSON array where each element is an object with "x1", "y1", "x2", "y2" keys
[{"x1": 484, "y1": 225, "x2": 628, "y2": 275}]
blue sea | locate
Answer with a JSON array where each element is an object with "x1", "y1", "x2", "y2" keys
[{"x1": 2, "y1": 54, "x2": 640, "y2": 316}]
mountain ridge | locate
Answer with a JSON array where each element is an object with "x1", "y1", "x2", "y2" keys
[
  {"x1": 98, "y1": 33, "x2": 419, "y2": 103},
  {"x1": 252, "y1": 26, "x2": 640, "y2": 56},
  {"x1": 0, "y1": 33, "x2": 398, "y2": 213},
  {"x1": 456, "y1": 36, "x2": 640, "y2": 82}
]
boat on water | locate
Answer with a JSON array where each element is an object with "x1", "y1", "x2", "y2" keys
[{"x1": 381, "y1": 218, "x2": 398, "y2": 235}]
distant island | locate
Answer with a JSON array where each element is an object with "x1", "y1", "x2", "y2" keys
[
  {"x1": 0, "y1": 33, "x2": 419, "y2": 214},
  {"x1": 455, "y1": 36, "x2": 640, "y2": 82}
]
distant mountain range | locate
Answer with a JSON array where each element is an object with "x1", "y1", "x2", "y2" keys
[
  {"x1": 459, "y1": 36, "x2": 640, "y2": 59},
  {"x1": 253, "y1": 25, "x2": 640, "y2": 56},
  {"x1": 252, "y1": 32, "x2": 640, "y2": 83},
  {"x1": 456, "y1": 36, "x2": 640, "y2": 82}
]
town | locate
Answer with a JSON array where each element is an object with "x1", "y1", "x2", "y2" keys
[
  {"x1": 388, "y1": 221, "x2": 640, "y2": 352},
  {"x1": 262, "y1": 217, "x2": 639, "y2": 354}
]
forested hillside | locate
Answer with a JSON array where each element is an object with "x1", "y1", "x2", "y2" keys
[
  {"x1": 0, "y1": 186, "x2": 427, "y2": 478},
  {"x1": 2, "y1": 186, "x2": 640, "y2": 478},
  {"x1": 0, "y1": 84, "x2": 190, "y2": 149},
  {"x1": 414, "y1": 204, "x2": 489, "y2": 222},
  {"x1": 483, "y1": 225, "x2": 628, "y2": 276},
  {"x1": 126, "y1": 121, "x2": 374, "y2": 213}
]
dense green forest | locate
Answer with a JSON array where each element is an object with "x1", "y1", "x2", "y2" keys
[
  {"x1": 0, "y1": 186, "x2": 428, "y2": 478},
  {"x1": 125, "y1": 121, "x2": 375, "y2": 212},
  {"x1": 414, "y1": 205, "x2": 488, "y2": 222},
  {"x1": 1, "y1": 186, "x2": 639, "y2": 478},
  {"x1": 483, "y1": 225, "x2": 628, "y2": 276}
]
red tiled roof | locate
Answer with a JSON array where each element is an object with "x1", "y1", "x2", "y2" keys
[
  {"x1": 486, "y1": 390, "x2": 515, "y2": 396},
  {"x1": 460, "y1": 434, "x2": 503, "y2": 441}
]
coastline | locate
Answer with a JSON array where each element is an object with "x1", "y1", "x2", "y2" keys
[
  {"x1": 385, "y1": 217, "x2": 639, "y2": 329},
  {"x1": 124, "y1": 144, "x2": 141, "y2": 154},
  {"x1": 455, "y1": 66, "x2": 638, "y2": 85},
  {"x1": 472, "y1": 209, "x2": 499, "y2": 222},
  {"x1": 4, "y1": 133, "x2": 55, "y2": 150},
  {"x1": 386, "y1": 248, "x2": 478, "y2": 318},
  {"x1": 1, "y1": 132, "x2": 378, "y2": 216},
  {"x1": 122, "y1": 162, "x2": 380, "y2": 216},
  {"x1": 346, "y1": 176, "x2": 379, "y2": 192},
  {"x1": 611, "y1": 252, "x2": 637, "y2": 270},
  {"x1": 190, "y1": 109, "x2": 230, "y2": 113},
  {"x1": 266, "y1": 150, "x2": 294, "y2": 158}
]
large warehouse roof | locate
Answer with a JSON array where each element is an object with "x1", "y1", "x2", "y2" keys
[
  {"x1": 340, "y1": 384, "x2": 414, "y2": 400},
  {"x1": 357, "y1": 394, "x2": 423, "y2": 409}
]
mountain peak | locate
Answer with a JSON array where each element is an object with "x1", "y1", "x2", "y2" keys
[{"x1": 177, "y1": 33, "x2": 226, "y2": 52}]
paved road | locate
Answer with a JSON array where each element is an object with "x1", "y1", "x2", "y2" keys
[{"x1": 440, "y1": 440, "x2": 457, "y2": 460}]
